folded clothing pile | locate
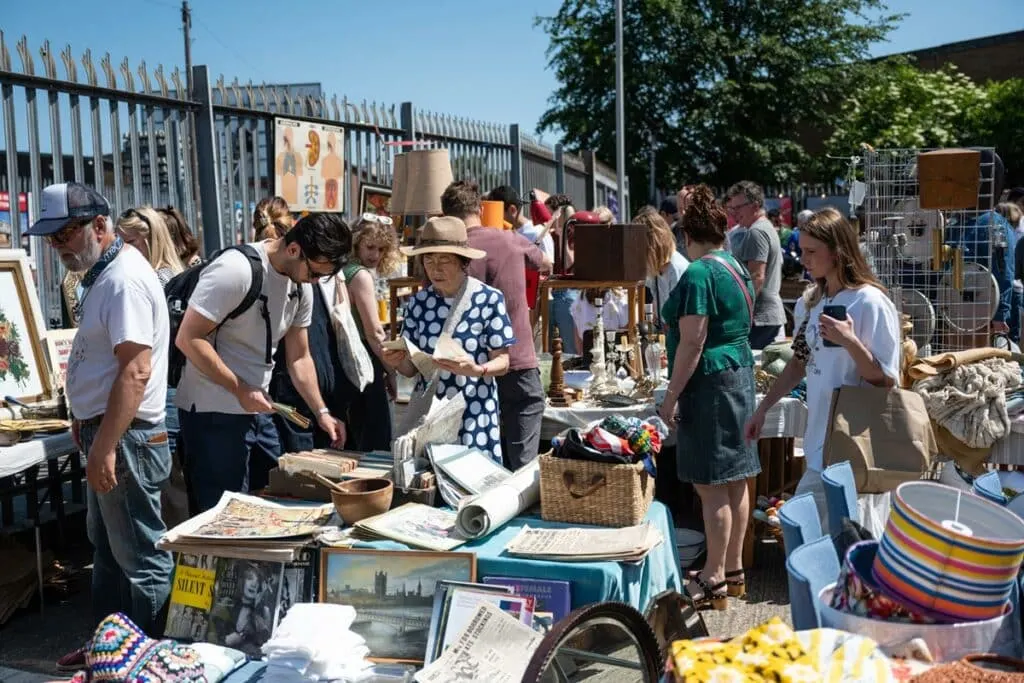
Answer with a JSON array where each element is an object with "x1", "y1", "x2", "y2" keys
[
  {"x1": 551, "y1": 415, "x2": 667, "y2": 475},
  {"x1": 262, "y1": 604, "x2": 372, "y2": 683}
]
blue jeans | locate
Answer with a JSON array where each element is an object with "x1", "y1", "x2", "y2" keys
[
  {"x1": 550, "y1": 288, "x2": 579, "y2": 355},
  {"x1": 80, "y1": 418, "x2": 174, "y2": 634},
  {"x1": 1011, "y1": 286, "x2": 1022, "y2": 343},
  {"x1": 178, "y1": 408, "x2": 282, "y2": 514}
]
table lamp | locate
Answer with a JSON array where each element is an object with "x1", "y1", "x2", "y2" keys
[{"x1": 391, "y1": 153, "x2": 409, "y2": 238}]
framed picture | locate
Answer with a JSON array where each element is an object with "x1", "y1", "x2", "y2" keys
[
  {"x1": 319, "y1": 548, "x2": 476, "y2": 663},
  {"x1": 273, "y1": 117, "x2": 345, "y2": 213},
  {"x1": 42, "y1": 329, "x2": 77, "y2": 392},
  {"x1": 0, "y1": 249, "x2": 51, "y2": 404},
  {"x1": 359, "y1": 183, "x2": 393, "y2": 218}
]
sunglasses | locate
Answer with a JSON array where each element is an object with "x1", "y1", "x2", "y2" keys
[
  {"x1": 361, "y1": 212, "x2": 394, "y2": 226},
  {"x1": 45, "y1": 218, "x2": 92, "y2": 246}
]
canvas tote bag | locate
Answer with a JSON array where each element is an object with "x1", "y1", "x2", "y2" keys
[
  {"x1": 822, "y1": 385, "x2": 937, "y2": 494},
  {"x1": 329, "y1": 275, "x2": 374, "y2": 392},
  {"x1": 394, "y1": 276, "x2": 483, "y2": 438}
]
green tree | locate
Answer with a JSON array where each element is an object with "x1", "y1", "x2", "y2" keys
[
  {"x1": 968, "y1": 78, "x2": 1024, "y2": 187},
  {"x1": 536, "y1": 0, "x2": 901, "y2": 206},
  {"x1": 826, "y1": 63, "x2": 987, "y2": 165}
]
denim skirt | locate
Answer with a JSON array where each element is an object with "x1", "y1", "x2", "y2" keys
[{"x1": 675, "y1": 365, "x2": 761, "y2": 485}]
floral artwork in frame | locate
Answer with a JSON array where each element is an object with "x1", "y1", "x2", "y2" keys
[
  {"x1": 0, "y1": 249, "x2": 52, "y2": 405},
  {"x1": 359, "y1": 183, "x2": 393, "y2": 218}
]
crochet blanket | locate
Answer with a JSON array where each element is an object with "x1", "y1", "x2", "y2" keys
[{"x1": 913, "y1": 358, "x2": 1022, "y2": 449}]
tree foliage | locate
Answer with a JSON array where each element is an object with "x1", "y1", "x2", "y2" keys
[
  {"x1": 536, "y1": 0, "x2": 902, "y2": 205},
  {"x1": 969, "y1": 78, "x2": 1024, "y2": 187},
  {"x1": 827, "y1": 63, "x2": 986, "y2": 157}
]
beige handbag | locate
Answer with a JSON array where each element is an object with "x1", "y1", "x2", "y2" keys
[{"x1": 823, "y1": 385, "x2": 937, "y2": 493}]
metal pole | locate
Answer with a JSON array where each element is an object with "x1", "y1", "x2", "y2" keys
[
  {"x1": 182, "y1": 1, "x2": 202, "y2": 222},
  {"x1": 615, "y1": 0, "x2": 627, "y2": 220}
]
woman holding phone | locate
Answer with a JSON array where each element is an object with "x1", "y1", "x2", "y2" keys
[{"x1": 744, "y1": 208, "x2": 900, "y2": 531}]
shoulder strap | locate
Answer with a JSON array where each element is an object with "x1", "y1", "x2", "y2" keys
[
  {"x1": 702, "y1": 253, "x2": 753, "y2": 324},
  {"x1": 222, "y1": 244, "x2": 272, "y2": 364},
  {"x1": 419, "y1": 277, "x2": 485, "y2": 396}
]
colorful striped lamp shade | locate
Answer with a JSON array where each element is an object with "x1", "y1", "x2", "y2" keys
[{"x1": 872, "y1": 481, "x2": 1024, "y2": 623}]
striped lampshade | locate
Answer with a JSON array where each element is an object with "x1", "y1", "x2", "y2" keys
[{"x1": 872, "y1": 481, "x2": 1024, "y2": 623}]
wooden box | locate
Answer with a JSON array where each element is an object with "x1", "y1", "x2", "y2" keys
[
  {"x1": 573, "y1": 223, "x2": 648, "y2": 282},
  {"x1": 918, "y1": 149, "x2": 981, "y2": 210}
]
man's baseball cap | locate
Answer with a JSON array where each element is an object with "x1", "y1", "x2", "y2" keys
[
  {"x1": 659, "y1": 196, "x2": 678, "y2": 215},
  {"x1": 488, "y1": 185, "x2": 522, "y2": 207},
  {"x1": 25, "y1": 182, "x2": 110, "y2": 236}
]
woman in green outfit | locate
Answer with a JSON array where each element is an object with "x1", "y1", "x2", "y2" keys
[{"x1": 658, "y1": 185, "x2": 760, "y2": 612}]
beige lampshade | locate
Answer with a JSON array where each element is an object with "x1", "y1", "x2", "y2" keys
[
  {"x1": 404, "y1": 149, "x2": 454, "y2": 216},
  {"x1": 391, "y1": 153, "x2": 408, "y2": 215}
]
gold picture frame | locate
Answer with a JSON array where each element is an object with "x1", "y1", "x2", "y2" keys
[
  {"x1": 0, "y1": 249, "x2": 52, "y2": 405},
  {"x1": 319, "y1": 547, "x2": 476, "y2": 664}
]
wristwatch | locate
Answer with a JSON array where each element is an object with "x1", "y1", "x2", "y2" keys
[{"x1": 317, "y1": 407, "x2": 330, "y2": 416}]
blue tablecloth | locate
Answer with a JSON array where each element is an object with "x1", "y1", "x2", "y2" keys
[{"x1": 355, "y1": 500, "x2": 682, "y2": 614}]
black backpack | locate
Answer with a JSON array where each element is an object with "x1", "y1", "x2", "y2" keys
[{"x1": 165, "y1": 244, "x2": 269, "y2": 387}]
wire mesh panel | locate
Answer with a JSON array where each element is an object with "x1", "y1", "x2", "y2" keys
[{"x1": 862, "y1": 147, "x2": 1003, "y2": 355}]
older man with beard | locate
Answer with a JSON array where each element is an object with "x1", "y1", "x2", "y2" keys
[{"x1": 26, "y1": 182, "x2": 173, "y2": 669}]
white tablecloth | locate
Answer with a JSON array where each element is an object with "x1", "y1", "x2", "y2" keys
[
  {"x1": 983, "y1": 417, "x2": 1024, "y2": 467},
  {"x1": 758, "y1": 396, "x2": 807, "y2": 440},
  {"x1": 0, "y1": 431, "x2": 78, "y2": 479}
]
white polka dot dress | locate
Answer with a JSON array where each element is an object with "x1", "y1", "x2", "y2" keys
[{"x1": 401, "y1": 281, "x2": 517, "y2": 463}]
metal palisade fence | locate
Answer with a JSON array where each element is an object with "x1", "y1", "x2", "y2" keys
[{"x1": 0, "y1": 33, "x2": 628, "y2": 329}]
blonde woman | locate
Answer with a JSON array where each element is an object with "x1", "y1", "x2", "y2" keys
[
  {"x1": 636, "y1": 207, "x2": 689, "y2": 329},
  {"x1": 116, "y1": 207, "x2": 184, "y2": 285},
  {"x1": 343, "y1": 214, "x2": 400, "y2": 450},
  {"x1": 252, "y1": 196, "x2": 293, "y2": 240}
]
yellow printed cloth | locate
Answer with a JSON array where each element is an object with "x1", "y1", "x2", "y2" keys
[{"x1": 668, "y1": 619, "x2": 912, "y2": 683}]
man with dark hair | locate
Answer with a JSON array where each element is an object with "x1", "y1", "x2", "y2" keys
[
  {"x1": 488, "y1": 185, "x2": 554, "y2": 259},
  {"x1": 725, "y1": 181, "x2": 785, "y2": 350},
  {"x1": 175, "y1": 212, "x2": 349, "y2": 513},
  {"x1": 442, "y1": 181, "x2": 551, "y2": 469}
]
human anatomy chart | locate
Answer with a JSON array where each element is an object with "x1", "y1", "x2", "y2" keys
[{"x1": 273, "y1": 117, "x2": 345, "y2": 213}]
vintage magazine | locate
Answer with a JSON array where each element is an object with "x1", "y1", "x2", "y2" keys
[
  {"x1": 427, "y1": 444, "x2": 512, "y2": 495},
  {"x1": 415, "y1": 602, "x2": 542, "y2": 683},
  {"x1": 353, "y1": 503, "x2": 467, "y2": 551},
  {"x1": 164, "y1": 492, "x2": 335, "y2": 541}
]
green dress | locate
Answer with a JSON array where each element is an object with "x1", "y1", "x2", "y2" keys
[{"x1": 660, "y1": 250, "x2": 760, "y2": 485}]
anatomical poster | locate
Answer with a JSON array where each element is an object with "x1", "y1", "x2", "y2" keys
[{"x1": 273, "y1": 117, "x2": 345, "y2": 213}]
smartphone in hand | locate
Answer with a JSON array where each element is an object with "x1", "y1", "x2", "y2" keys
[{"x1": 821, "y1": 304, "x2": 847, "y2": 348}]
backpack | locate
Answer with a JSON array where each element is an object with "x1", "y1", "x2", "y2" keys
[{"x1": 165, "y1": 244, "x2": 268, "y2": 388}]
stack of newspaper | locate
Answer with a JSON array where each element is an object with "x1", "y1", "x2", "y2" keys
[
  {"x1": 504, "y1": 522, "x2": 663, "y2": 563},
  {"x1": 348, "y1": 503, "x2": 468, "y2": 551}
]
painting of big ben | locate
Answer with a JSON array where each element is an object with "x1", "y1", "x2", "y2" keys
[{"x1": 274, "y1": 117, "x2": 345, "y2": 213}]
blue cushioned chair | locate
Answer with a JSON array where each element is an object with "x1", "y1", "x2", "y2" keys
[
  {"x1": 778, "y1": 492, "x2": 824, "y2": 559},
  {"x1": 822, "y1": 461, "x2": 859, "y2": 533},
  {"x1": 786, "y1": 535, "x2": 840, "y2": 630},
  {"x1": 974, "y1": 470, "x2": 1008, "y2": 505}
]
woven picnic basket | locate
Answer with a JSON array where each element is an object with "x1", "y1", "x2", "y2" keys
[{"x1": 538, "y1": 451, "x2": 655, "y2": 527}]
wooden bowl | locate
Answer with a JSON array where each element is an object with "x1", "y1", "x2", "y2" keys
[{"x1": 330, "y1": 478, "x2": 394, "y2": 524}]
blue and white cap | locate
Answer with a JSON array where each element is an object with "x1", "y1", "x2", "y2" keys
[{"x1": 25, "y1": 182, "x2": 110, "y2": 236}]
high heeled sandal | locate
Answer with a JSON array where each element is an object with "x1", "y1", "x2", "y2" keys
[
  {"x1": 685, "y1": 575, "x2": 728, "y2": 611},
  {"x1": 725, "y1": 570, "x2": 746, "y2": 598}
]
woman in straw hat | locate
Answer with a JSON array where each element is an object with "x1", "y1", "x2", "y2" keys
[{"x1": 382, "y1": 216, "x2": 516, "y2": 463}]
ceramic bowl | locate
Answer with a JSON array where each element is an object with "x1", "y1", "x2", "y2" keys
[
  {"x1": 675, "y1": 528, "x2": 705, "y2": 568},
  {"x1": 330, "y1": 478, "x2": 394, "y2": 524}
]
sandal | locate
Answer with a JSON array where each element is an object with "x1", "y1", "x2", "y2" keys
[
  {"x1": 685, "y1": 575, "x2": 728, "y2": 611},
  {"x1": 725, "y1": 570, "x2": 746, "y2": 598}
]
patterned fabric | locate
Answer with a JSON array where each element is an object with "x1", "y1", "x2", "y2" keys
[
  {"x1": 72, "y1": 612, "x2": 206, "y2": 683},
  {"x1": 831, "y1": 541, "x2": 931, "y2": 624},
  {"x1": 669, "y1": 617, "x2": 819, "y2": 682},
  {"x1": 401, "y1": 282, "x2": 516, "y2": 463},
  {"x1": 791, "y1": 318, "x2": 811, "y2": 364}
]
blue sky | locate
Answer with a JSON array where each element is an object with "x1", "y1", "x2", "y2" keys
[{"x1": 3, "y1": 0, "x2": 1023, "y2": 143}]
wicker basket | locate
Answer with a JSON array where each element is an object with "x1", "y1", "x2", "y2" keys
[{"x1": 539, "y1": 452, "x2": 655, "y2": 527}]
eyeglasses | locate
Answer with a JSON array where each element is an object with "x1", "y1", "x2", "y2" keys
[
  {"x1": 45, "y1": 218, "x2": 91, "y2": 246},
  {"x1": 422, "y1": 254, "x2": 457, "y2": 267},
  {"x1": 303, "y1": 253, "x2": 340, "y2": 283},
  {"x1": 361, "y1": 212, "x2": 394, "y2": 226},
  {"x1": 726, "y1": 200, "x2": 753, "y2": 214}
]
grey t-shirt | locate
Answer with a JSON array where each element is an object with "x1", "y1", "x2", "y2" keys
[
  {"x1": 175, "y1": 241, "x2": 313, "y2": 414},
  {"x1": 735, "y1": 216, "x2": 786, "y2": 327}
]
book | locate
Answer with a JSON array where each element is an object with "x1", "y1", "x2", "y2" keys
[
  {"x1": 482, "y1": 577, "x2": 571, "y2": 622},
  {"x1": 164, "y1": 548, "x2": 319, "y2": 657}
]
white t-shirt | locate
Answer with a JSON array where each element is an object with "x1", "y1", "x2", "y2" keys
[
  {"x1": 516, "y1": 221, "x2": 555, "y2": 260},
  {"x1": 175, "y1": 242, "x2": 313, "y2": 414},
  {"x1": 800, "y1": 285, "x2": 901, "y2": 471},
  {"x1": 571, "y1": 291, "x2": 631, "y2": 339},
  {"x1": 66, "y1": 246, "x2": 169, "y2": 422},
  {"x1": 646, "y1": 251, "x2": 689, "y2": 324}
]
